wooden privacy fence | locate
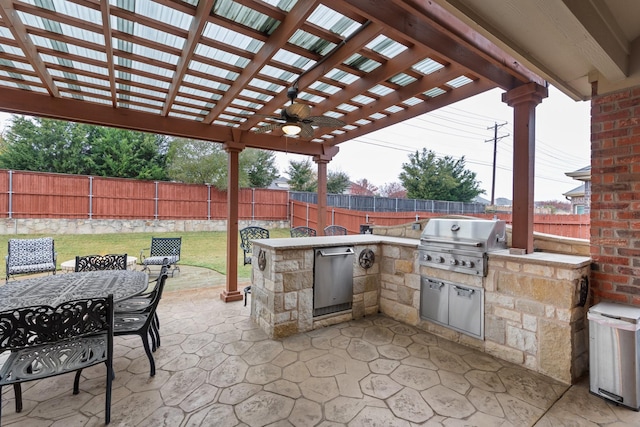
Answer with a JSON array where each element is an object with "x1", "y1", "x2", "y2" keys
[
  {"x1": 0, "y1": 170, "x2": 288, "y2": 220},
  {"x1": 291, "y1": 200, "x2": 590, "y2": 239},
  {"x1": 0, "y1": 170, "x2": 590, "y2": 239}
]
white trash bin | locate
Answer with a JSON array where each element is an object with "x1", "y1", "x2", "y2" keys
[{"x1": 588, "y1": 302, "x2": 640, "y2": 410}]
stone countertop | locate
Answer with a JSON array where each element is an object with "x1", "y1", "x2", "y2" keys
[
  {"x1": 251, "y1": 234, "x2": 419, "y2": 250},
  {"x1": 489, "y1": 249, "x2": 591, "y2": 268}
]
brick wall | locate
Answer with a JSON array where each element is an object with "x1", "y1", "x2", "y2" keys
[{"x1": 590, "y1": 85, "x2": 640, "y2": 304}]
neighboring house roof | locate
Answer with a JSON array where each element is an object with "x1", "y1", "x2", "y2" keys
[
  {"x1": 563, "y1": 184, "x2": 585, "y2": 198},
  {"x1": 565, "y1": 166, "x2": 591, "y2": 181},
  {"x1": 267, "y1": 177, "x2": 290, "y2": 191}
]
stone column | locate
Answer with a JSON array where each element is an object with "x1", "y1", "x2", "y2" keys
[{"x1": 502, "y1": 82, "x2": 548, "y2": 254}]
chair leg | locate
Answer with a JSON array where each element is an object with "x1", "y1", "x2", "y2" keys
[
  {"x1": 153, "y1": 313, "x2": 160, "y2": 349},
  {"x1": 105, "y1": 361, "x2": 113, "y2": 424},
  {"x1": 13, "y1": 383, "x2": 22, "y2": 413},
  {"x1": 141, "y1": 330, "x2": 156, "y2": 377},
  {"x1": 243, "y1": 286, "x2": 251, "y2": 307},
  {"x1": 73, "y1": 369, "x2": 83, "y2": 394}
]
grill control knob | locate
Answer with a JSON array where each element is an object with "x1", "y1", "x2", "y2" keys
[
  {"x1": 467, "y1": 261, "x2": 475, "y2": 268},
  {"x1": 460, "y1": 260, "x2": 467, "y2": 266},
  {"x1": 449, "y1": 258, "x2": 458, "y2": 266},
  {"x1": 424, "y1": 254, "x2": 432, "y2": 261},
  {"x1": 436, "y1": 256, "x2": 445, "y2": 263}
]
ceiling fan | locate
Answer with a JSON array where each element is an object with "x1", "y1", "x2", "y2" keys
[{"x1": 254, "y1": 86, "x2": 346, "y2": 139}]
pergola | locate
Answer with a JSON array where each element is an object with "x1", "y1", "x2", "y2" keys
[{"x1": 3, "y1": 0, "x2": 632, "y2": 302}]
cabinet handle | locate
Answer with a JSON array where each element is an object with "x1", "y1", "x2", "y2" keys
[{"x1": 453, "y1": 285, "x2": 475, "y2": 298}]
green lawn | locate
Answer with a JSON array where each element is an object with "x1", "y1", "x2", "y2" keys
[{"x1": 0, "y1": 228, "x2": 291, "y2": 279}]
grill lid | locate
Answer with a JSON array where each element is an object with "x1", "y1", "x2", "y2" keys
[{"x1": 420, "y1": 218, "x2": 507, "y2": 252}]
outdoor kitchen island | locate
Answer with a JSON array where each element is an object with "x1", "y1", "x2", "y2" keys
[{"x1": 250, "y1": 229, "x2": 591, "y2": 384}]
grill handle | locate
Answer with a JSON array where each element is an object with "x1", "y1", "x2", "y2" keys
[
  {"x1": 318, "y1": 248, "x2": 355, "y2": 257},
  {"x1": 421, "y1": 238, "x2": 482, "y2": 247}
]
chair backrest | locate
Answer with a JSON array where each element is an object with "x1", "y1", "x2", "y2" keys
[
  {"x1": 75, "y1": 254, "x2": 127, "y2": 272},
  {"x1": 324, "y1": 225, "x2": 348, "y2": 236},
  {"x1": 239, "y1": 226, "x2": 270, "y2": 251},
  {"x1": 290, "y1": 226, "x2": 317, "y2": 237},
  {"x1": 150, "y1": 237, "x2": 182, "y2": 259},
  {"x1": 0, "y1": 295, "x2": 113, "y2": 380},
  {"x1": 7, "y1": 237, "x2": 55, "y2": 266}
]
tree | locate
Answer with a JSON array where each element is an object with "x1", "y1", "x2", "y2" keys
[
  {"x1": 286, "y1": 159, "x2": 316, "y2": 192},
  {"x1": 166, "y1": 138, "x2": 227, "y2": 186},
  {"x1": 242, "y1": 149, "x2": 279, "y2": 188},
  {"x1": 327, "y1": 170, "x2": 350, "y2": 194},
  {"x1": 379, "y1": 182, "x2": 406, "y2": 198},
  {"x1": 0, "y1": 115, "x2": 168, "y2": 180},
  {"x1": 166, "y1": 141, "x2": 279, "y2": 190},
  {"x1": 399, "y1": 148, "x2": 484, "y2": 202},
  {"x1": 350, "y1": 178, "x2": 378, "y2": 196}
]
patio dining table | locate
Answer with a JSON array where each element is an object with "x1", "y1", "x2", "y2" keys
[{"x1": 0, "y1": 270, "x2": 148, "y2": 311}]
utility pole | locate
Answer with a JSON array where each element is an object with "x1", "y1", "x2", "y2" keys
[{"x1": 485, "y1": 122, "x2": 509, "y2": 206}]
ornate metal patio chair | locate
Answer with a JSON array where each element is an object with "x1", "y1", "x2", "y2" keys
[
  {"x1": 140, "y1": 237, "x2": 181, "y2": 277},
  {"x1": 75, "y1": 254, "x2": 127, "y2": 272},
  {"x1": 5, "y1": 237, "x2": 57, "y2": 282},
  {"x1": 324, "y1": 225, "x2": 348, "y2": 236},
  {"x1": 290, "y1": 226, "x2": 317, "y2": 237},
  {"x1": 0, "y1": 295, "x2": 114, "y2": 425},
  {"x1": 114, "y1": 271, "x2": 169, "y2": 377},
  {"x1": 115, "y1": 260, "x2": 170, "y2": 351},
  {"x1": 239, "y1": 226, "x2": 269, "y2": 265}
]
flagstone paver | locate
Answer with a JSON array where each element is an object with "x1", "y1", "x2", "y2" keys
[{"x1": 3, "y1": 271, "x2": 640, "y2": 426}]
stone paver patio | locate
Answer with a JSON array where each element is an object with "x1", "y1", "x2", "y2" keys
[{"x1": 2, "y1": 269, "x2": 640, "y2": 426}]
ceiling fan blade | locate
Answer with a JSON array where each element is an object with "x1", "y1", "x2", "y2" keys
[
  {"x1": 254, "y1": 123, "x2": 283, "y2": 134},
  {"x1": 306, "y1": 116, "x2": 346, "y2": 127},
  {"x1": 299, "y1": 123, "x2": 315, "y2": 139},
  {"x1": 285, "y1": 103, "x2": 311, "y2": 119}
]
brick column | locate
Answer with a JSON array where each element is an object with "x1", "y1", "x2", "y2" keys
[{"x1": 591, "y1": 85, "x2": 640, "y2": 304}]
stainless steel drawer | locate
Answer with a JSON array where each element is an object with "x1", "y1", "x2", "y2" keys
[
  {"x1": 420, "y1": 277, "x2": 448, "y2": 325},
  {"x1": 449, "y1": 284, "x2": 483, "y2": 339}
]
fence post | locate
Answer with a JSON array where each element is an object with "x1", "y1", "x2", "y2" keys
[
  {"x1": 207, "y1": 184, "x2": 211, "y2": 220},
  {"x1": 332, "y1": 208, "x2": 335, "y2": 225},
  {"x1": 252, "y1": 188, "x2": 256, "y2": 221},
  {"x1": 306, "y1": 203, "x2": 310, "y2": 226},
  {"x1": 154, "y1": 181, "x2": 159, "y2": 220},
  {"x1": 88, "y1": 176, "x2": 93, "y2": 219},
  {"x1": 8, "y1": 170, "x2": 12, "y2": 219}
]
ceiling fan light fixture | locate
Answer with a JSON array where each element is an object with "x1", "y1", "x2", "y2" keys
[{"x1": 282, "y1": 123, "x2": 302, "y2": 136}]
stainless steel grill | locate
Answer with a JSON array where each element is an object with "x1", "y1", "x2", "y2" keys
[{"x1": 418, "y1": 218, "x2": 507, "y2": 276}]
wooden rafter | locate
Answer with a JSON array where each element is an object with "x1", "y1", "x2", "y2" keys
[
  {"x1": 203, "y1": 0, "x2": 320, "y2": 124},
  {"x1": 328, "y1": 79, "x2": 495, "y2": 145},
  {"x1": 100, "y1": 0, "x2": 116, "y2": 107},
  {"x1": 238, "y1": 21, "x2": 383, "y2": 130},
  {"x1": 162, "y1": 0, "x2": 215, "y2": 116},
  {"x1": 341, "y1": 0, "x2": 526, "y2": 90},
  {"x1": 0, "y1": 0, "x2": 59, "y2": 97}
]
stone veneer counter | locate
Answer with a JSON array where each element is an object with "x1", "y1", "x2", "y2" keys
[
  {"x1": 250, "y1": 234, "x2": 592, "y2": 384},
  {"x1": 252, "y1": 234, "x2": 418, "y2": 249},
  {"x1": 250, "y1": 235, "x2": 417, "y2": 339}
]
